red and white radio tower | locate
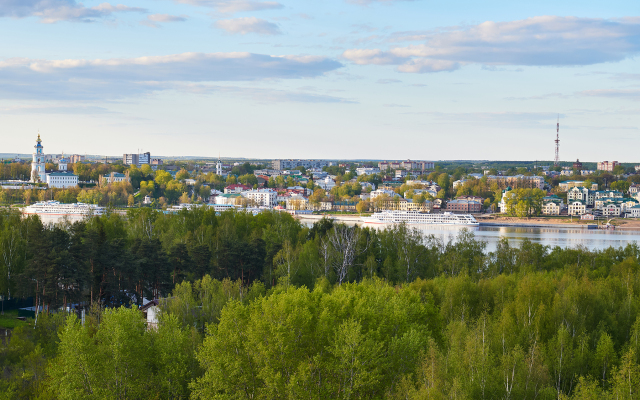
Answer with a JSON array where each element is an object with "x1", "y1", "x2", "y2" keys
[{"x1": 554, "y1": 115, "x2": 560, "y2": 166}]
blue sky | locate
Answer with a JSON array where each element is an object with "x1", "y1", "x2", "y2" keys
[{"x1": 1, "y1": 0, "x2": 639, "y2": 161}]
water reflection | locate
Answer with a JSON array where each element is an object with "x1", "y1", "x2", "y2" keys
[
  {"x1": 301, "y1": 219, "x2": 640, "y2": 252},
  {"x1": 36, "y1": 214, "x2": 640, "y2": 253}
]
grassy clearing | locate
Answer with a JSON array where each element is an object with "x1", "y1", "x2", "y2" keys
[{"x1": 0, "y1": 309, "x2": 29, "y2": 329}]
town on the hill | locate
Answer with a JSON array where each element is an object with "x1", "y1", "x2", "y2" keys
[{"x1": 2, "y1": 134, "x2": 640, "y2": 221}]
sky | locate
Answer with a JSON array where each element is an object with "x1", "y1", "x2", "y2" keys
[{"x1": 1, "y1": 0, "x2": 639, "y2": 162}]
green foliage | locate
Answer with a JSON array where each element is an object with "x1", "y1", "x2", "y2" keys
[{"x1": 504, "y1": 188, "x2": 546, "y2": 217}]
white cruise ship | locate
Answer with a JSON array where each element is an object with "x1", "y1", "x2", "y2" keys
[
  {"x1": 23, "y1": 201, "x2": 106, "y2": 217},
  {"x1": 361, "y1": 211, "x2": 479, "y2": 226}
]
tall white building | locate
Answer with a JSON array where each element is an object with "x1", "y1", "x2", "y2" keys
[
  {"x1": 245, "y1": 189, "x2": 277, "y2": 207},
  {"x1": 217, "y1": 156, "x2": 222, "y2": 176},
  {"x1": 31, "y1": 134, "x2": 47, "y2": 183}
]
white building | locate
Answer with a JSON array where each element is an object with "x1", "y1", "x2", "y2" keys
[
  {"x1": 101, "y1": 172, "x2": 131, "y2": 185},
  {"x1": 317, "y1": 176, "x2": 336, "y2": 191},
  {"x1": 360, "y1": 182, "x2": 375, "y2": 191},
  {"x1": 602, "y1": 204, "x2": 621, "y2": 217},
  {"x1": 46, "y1": 171, "x2": 79, "y2": 188},
  {"x1": 567, "y1": 187, "x2": 595, "y2": 206},
  {"x1": 244, "y1": 189, "x2": 277, "y2": 207},
  {"x1": 568, "y1": 200, "x2": 587, "y2": 216},
  {"x1": 31, "y1": 134, "x2": 47, "y2": 183},
  {"x1": 499, "y1": 189, "x2": 516, "y2": 214},
  {"x1": 356, "y1": 167, "x2": 381, "y2": 176},
  {"x1": 629, "y1": 205, "x2": 640, "y2": 218},
  {"x1": 369, "y1": 189, "x2": 398, "y2": 200}
]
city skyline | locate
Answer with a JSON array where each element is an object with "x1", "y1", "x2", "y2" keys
[{"x1": 1, "y1": 0, "x2": 639, "y2": 161}]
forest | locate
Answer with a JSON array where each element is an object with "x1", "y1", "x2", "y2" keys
[{"x1": 1, "y1": 208, "x2": 640, "y2": 398}]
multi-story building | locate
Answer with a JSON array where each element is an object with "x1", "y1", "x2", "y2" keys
[
  {"x1": 285, "y1": 195, "x2": 308, "y2": 210},
  {"x1": 356, "y1": 167, "x2": 380, "y2": 176},
  {"x1": 272, "y1": 159, "x2": 329, "y2": 170},
  {"x1": 558, "y1": 180, "x2": 587, "y2": 191},
  {"x1": 542, "y1": 195, "x2": 564, "y2": 215},
  {"x1": 567, "y1": 187, "x2": 595, "y2": 206},
  {"x1": 595, "y1": 190, "x2": 624, "y2": 200},
  {"x1": 101, "y1": 172, "x2": 131, "y2": 185},
  {"x1": 568, "y1": 200, "x2": 587, "y2": 216},
  {"x1": 370, "y1": 189, "x2": 398, "y2": 201},
  {"x1": 629, "y1": 205, "x2": 640, "y2": 218},
  {"x1": 395, "y1": 170, "x2": 407, "y2": 179},
  {"x1": 445, "y1": 199, "x2": 482, "y2": 213},
  {"x1": 46, "y1": 171, "x2": 79, "y2": 188},
  {"x1": 317, "y1": 176, "x2": 336, "y2": 190},
  {"x1": 224, "y1": 184, "x2": 252, "y2": 194},
  {"x1": 244, "y1": 189, "x2": 277, "y2": 207},
  {"x1": 123, "y1": 152, "x2": 151, "y2": 166},
  {"x1": 486, "y1": 175, "x2": 545, "y2": 190},
  {"x1": 379, "y1": 160, "x2": 434, "y2": 171},
  {"x1": 597, "y1": 161, "x2": 619, "y2": 172},
  {"x1": 602, "y1": 204, "x2": 621, "y2": 217},
  {"x1": 69, "y1": 154, "x2": 85, "y2": 164}
]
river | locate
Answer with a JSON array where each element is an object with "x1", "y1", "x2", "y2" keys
[
  {"x1": 37, "y1": 214, "x2": 640, "y2": 253},
  {"x1": 299, "y1": 218, "x2": 640, "y2": 252}
]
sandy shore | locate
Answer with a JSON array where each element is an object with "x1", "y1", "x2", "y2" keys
[{"x1": 477, "y1": 215, "x2": 640, "y2": 230}]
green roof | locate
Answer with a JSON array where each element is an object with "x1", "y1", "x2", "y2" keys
[{"x1": 48, "y1": 172, "x2": 77, "y2": 177}]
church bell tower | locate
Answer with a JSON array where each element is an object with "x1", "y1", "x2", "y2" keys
[{"x1": 31, "y1": 133, "x2": 46, "y2": 183}]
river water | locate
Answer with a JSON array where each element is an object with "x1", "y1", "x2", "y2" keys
[
  {"x1": 38, "y1": 214, "x2": 640, "y2": 253},
  {"x1": 300, "y1": 218, "x2": 640, "y2": 253}
]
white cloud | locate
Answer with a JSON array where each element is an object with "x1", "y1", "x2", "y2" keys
[
  {"x1": 343, "y1": 16, "x2": 640, "y2": 73},
  {"x1": 171, "y1": 0, "x2": 283, "y2": 13},
  {"x1": 0, "y1": 52, "x2": 342, "y2": 100},
  {"x1": 215, "y1": 17, "x2": 281, "y2": 35},
  {"x1": 148, "y1": 13, "x2": 188, "y2": 22},
  {"x1": 0, "y1": 0, "x2": 146, "y2": 23},
  {"x1": 141, "y1": 13, "x2": 188, "y2": 27}
]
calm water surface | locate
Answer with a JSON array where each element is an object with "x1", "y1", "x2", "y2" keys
[{"x1": 302, "y1": 219, "x2": 640, "y2": 252}]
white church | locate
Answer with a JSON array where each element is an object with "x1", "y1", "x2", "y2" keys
[{"x1": 31, "y1": 134, "x2": 79, "y2": 189}]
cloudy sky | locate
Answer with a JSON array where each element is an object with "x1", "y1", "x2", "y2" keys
[{"x1": 1, "y1": 0, "x2": 639, "y2": 161}]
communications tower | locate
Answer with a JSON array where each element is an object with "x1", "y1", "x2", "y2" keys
[{"x1": 554, "y1": 115, "x2": 560, "y2": 167}]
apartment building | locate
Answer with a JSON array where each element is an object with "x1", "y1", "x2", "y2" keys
[
  {"x1": 356, "y1": 167, "x2": 381, "y2": 176},
  {"x1": 123, "y1": 152, "x2": 151, "y2": 166},
  {"x1": 445, "y1": 199, "x2": 482, "y2": 213},
  {"x1": 244, "y1": 189, "x2": 277, "y2": 207},
  {"x1": 379, "y1": 160, "x2": 435, "y2": 171},
  {"x1": 272, "y1": 159, "x2": 329, "y2": 170},
  {"x1": 597, "y1": 161, "x2": 619, "y2": 172}
]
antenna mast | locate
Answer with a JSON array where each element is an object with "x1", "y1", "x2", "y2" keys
[{"x1": 554, "y1": 115, "x2": 560, "y2": 167}]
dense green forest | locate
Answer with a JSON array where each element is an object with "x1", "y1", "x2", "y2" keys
[{"x1": 2, "y1": 208, "x2": 640, "y2": 398}]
